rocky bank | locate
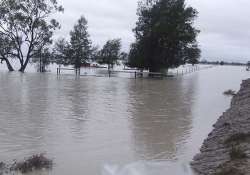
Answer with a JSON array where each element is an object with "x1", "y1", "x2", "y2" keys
[{"x1": 191, "y1": 79, "x2": 250, "y2": 175}]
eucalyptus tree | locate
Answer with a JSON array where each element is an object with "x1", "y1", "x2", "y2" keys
[
  {"x1": 128, "y1": 0, "x2": 200, "y2": 73},
  {"x1": 0, "y1": 0, "x2": 63, "y2": 72},
  {"x1": 0, "y1": 35, "x2": 15, "y2": 71}
]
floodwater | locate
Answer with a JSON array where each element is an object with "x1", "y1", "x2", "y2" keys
[{"x1": 0, "y1": 66, "x2": 249, "y2": 175}]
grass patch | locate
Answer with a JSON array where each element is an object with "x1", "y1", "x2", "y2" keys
[{"x1": 225, "y1": 133, "x2": 250, "y2": 144}]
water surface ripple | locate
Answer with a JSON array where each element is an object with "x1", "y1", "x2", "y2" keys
[{"x1": 0, "y1": 66, "x2": 249, "y2": 175}]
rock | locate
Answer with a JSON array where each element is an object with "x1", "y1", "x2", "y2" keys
[{"x1": 192, "y1": 79, "x2": 250, "y2": 175}]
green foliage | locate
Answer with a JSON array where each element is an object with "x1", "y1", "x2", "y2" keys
[
  {"x1": 128, "y1": 0, "x2": 200, "y2": 72},
  {"x1": 52, "y1": 38, "x2": 71, "y2": 65},
  {"x1": 184, "y1": 43, "x2": 201, "y2": 65},
  {"x1": 97, "y1": 39, "x2": 121, "y2": 69},
  {"x1": 11, "y1": 154, "x2": 52, "y2": 173},
  {"x1": 0, "y1": 35, "x2": 15, "y2": 71},
  {"x1": 69, "y1": 16, "x2": 92, "y2": 68},
  {"x1": 0, "y1": 0, "x2": 63, "y2": 71},
  {"x1": 52, "y1": 16, "x2": 92, "y2": 68},
  {"x1": 120, "y1": 52, "x2": 129, "y2": 66},
  {"x1": 128, "y1": 42, "x2": 145, "y2": 69},
  {"x1": 89, "y1": 45, "x2": 100, "y2": 61}
]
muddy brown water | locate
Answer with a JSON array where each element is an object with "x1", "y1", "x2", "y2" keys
[{"x1": 0, "y1": 66, "x2": 249, "y2": 175}]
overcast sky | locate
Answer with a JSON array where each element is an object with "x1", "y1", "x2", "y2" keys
[{"x1": 56, "y1": 0, "x2": 250, "y2": 62}]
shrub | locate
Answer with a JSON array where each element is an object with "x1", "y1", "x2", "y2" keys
[
  {"x1": 223, "y1": 90, "x2": 236, "y2": 96},
  {"x1": 11, "y1": 154, "x2": 53, "y2": 173}
]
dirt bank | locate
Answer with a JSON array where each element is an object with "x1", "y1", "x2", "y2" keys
[{"x1": 191, "y1": 79, "x2": 250, "y2": 175}]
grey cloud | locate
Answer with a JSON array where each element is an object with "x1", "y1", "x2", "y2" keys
[{"x1": 187, "y1": 0, "x2": 250, "y2": 62}]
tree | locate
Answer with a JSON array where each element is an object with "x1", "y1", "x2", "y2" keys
[
  {"x1": 128, "y1": 0, "x2": 200, "y2": 73},
  {"x1": 97, "y1": 39, "x2": 121, "y2": 70},
  {"x1": 69, "y1": 16, "x2": 91, "y2": 68},
  {"x1": 32, "y1": 47, "x2": 51, "y2": 72},
  {"x1": 89, "y1": 45, "x2": 100, "y2": 61},
  {"x1": 0, "y1": 35, "x2": 15, "y2": 71},
  {"x1": 0, "y1": 0, "x2": 63, "y2": 72},
  {"x1": 120, "y1": 52, "x2": 128, "y2": 67},
  {"x1": 185, "y1": 43, "x2": 201, "y2": 65},
  {"x1": 52, "y1": 38, "x2": 71, "y2": 65},
  {"x1": 120, "y1": 52, "x2": 128, "y2": 61},
  {"x1": 128, "y1": 43, "x2": 145, "y2": 70}
]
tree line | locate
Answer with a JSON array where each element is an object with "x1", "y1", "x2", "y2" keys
[
  {"x1": 52, "y1": 16, "x2": 126, "y2": 71},
  {"x1": 0, "y1": 0, "x2": 200, "y2": 73}
]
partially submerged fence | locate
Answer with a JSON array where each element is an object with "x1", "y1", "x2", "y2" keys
[
  {"x1": 56, "y1": 65, "x2": 214, "y2": 79},
  {"x1": 57, "y1": 67, "x2": 81, "y2": 76}
]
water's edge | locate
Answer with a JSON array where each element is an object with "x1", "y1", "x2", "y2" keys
[{"x1": 191, "y1": 78, "x2": 250, "y2": 175}]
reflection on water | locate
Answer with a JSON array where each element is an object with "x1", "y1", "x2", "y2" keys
[
  {"x1": 0, "y1": 66, "x2": 249, "y2": 175},
  {"x1": 128, "y1": 77, "x2": 196, "y2": 161}
]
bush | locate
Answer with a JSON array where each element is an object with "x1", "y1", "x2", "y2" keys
[
  {"x1": 223, "y1": 90, "x2": 236, "y2": 96},
  {"x1": 11, "y1": 154, "x2": 53, "y2": 173}
]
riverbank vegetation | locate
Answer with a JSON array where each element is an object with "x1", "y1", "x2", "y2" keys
[
  {"x1": 0, "y1": 0, "x2": 200, "y2": 73},
  {"x1": 0, "y1": 0, "x2": 63, "y2": 72}
]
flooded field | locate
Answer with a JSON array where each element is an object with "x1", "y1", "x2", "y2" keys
[{"x1": 0, "y1": 66, "x2": 249, "y2": 175}]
